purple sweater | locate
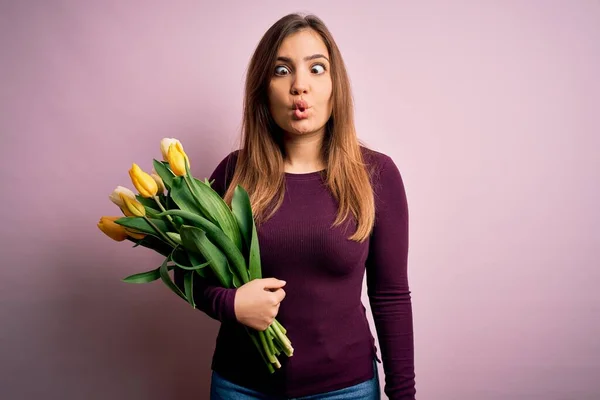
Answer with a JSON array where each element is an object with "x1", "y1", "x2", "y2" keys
[{"x1": 179, "y1": 147, "x2": 415, "y2": 399}]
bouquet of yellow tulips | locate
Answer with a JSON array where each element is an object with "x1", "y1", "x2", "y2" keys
[{"x1": 97, "y1": 138, "x2": 293, "y2": 373}]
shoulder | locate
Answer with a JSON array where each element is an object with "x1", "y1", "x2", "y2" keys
[
  {"x1": 359, "y1": 145, "x2": 407, "y2": 209},
  {"x1": 210, "y1": 149, "x2": 240, "y2": 179},
  {"x1": 360, "y1": 145, "x2": 393, "y2": 167},
  {"x1": 360, "y1": 145, "x2": 400, "y2": 184},
  {"x1": 209, "y1": 149, "x2": 241, "y2": 197}
]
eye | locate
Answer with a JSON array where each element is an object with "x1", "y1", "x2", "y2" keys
[
  {"x1": 274, "y1": 65, "x2": 290, "y2": 76},
  {"x1": 311, "y1": 63, "x2": 327, "y2": 74}
]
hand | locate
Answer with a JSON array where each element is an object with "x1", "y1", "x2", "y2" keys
[{"x1": 234, "y1": 278, "x2": 287, "y2": 331}]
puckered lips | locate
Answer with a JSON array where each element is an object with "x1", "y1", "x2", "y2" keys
[{"x1": 292, "y1": 99, "x2": 310, "y2": 120}]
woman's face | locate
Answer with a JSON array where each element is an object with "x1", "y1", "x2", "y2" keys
[{"x1": 267, "y1": 29, "x2": 333, "y2": 138}]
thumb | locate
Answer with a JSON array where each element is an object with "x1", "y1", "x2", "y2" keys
[{"x1": 261, "y1": 277, "x2": 286, "y2": 290}]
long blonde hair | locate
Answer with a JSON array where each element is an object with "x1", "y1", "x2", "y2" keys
[{"x1": 223, "y1": 13, "x2": 375, "y2": 242}]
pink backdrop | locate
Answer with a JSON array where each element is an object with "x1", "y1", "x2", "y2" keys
[{"x1": 1, "y1": 1, "x2": 599, "y2": 399}]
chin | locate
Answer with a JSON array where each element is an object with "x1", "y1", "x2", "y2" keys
[{"x1": 288, "y1": 121, "x2": 315, "y2": 132}]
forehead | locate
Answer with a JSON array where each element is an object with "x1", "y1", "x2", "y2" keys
[{"x1": 277, "y1": 29, "x2": 329, "y2": 59}]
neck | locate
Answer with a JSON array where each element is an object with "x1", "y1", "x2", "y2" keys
[{"x1": 282, "y1": 131, "x2": 326, "y2": 173}]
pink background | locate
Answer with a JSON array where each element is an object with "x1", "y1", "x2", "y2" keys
[{"x1": 1, "y1": 1, "x2": 599, "y2": 399}]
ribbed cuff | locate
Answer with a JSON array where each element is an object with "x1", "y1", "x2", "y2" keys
[{"x1": 218, "y1": 287, "x2": 238, "y2": 324}]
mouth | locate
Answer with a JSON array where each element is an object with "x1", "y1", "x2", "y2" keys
[
  {"x1": 292, "y1": 99, "x2": 309, "y2": 113},
  {"x1": 292, "y1": 106, "x2": 310, "y2": 112},
  {"x1": 292, "y1": 107, "x2": 310, "y2": 120}
]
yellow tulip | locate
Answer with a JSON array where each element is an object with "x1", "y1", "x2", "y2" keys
[
  {"x1": 124, "y1": 228, "x2": 146, "y2": 240},
  {"x1": 167, "y1": 141, "x2": 190, "y2": 177},
  {"x1": 109, "y1": 186, "x2": 136, "y2": 208},
  {"x1": 109, "y1": 186, "x2": 137, "y2": 216},
  {"x1": 129, "y1": 164, "x2": 158, "y2": 198},
  {"x1": 160, "y1": 138, "x2": 181, "y2": 160},
  {"x1": 97, "y1": 216, "x2": 128, "y2": 242},
  {"x1": 98, "y1": 216, "x2": 146, "y2": 241},
  {"x1": 151, "y1": 169, "x2": 165, "y2": 193},
  {"x1": 121, "y1": 206, "x2": 135, "y2": 217},
  {"x1": 121, "y1": 193, "x2": 146, "y2": 217}
]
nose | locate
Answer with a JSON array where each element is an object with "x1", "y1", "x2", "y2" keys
[{"x1": 290, "y1": 72, "x2": 309, "y2": 95}]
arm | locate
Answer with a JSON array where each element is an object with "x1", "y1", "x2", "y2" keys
[
  {"x1": 174, "y1": 269, "x2": 237, "y2": 323},
  {"x1": 366, "y1": 156, "x2": 416, "y2": 399},
  {"x1": 173, "y1": 151, "x2": 239, "y2": 324}
]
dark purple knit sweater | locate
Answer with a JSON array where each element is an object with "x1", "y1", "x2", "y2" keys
[{"x1": 178, "y1": 147, "x2": 415, "y2": 399}]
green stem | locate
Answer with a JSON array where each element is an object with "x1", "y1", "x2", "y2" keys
[
  {"x1": 258, "y1": 330, "x2": 276, "y2": 364},
  {"x1": 143, "y1": 216, "x2": 178, "y2": 247},
  {"x1": 153, "y1": 196, "x2": 178, "y2": 230},
  {"x1": 245, "y1": 328, "x2": 275, "y2": 374},
  {"x1": 271, "y1": 322, "x2": 293, "y2": 357},
  {"x1": 273, "y1": 318, "x2": 287, "y2": 335},
  {"x1": 266, "y1": 328, "x2": 276, "y2": 356},
  {"x1": 270, "y1": 330, "x2": 285, "y2": 354}
]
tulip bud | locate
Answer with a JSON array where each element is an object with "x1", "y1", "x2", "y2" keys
[
  {"x1": 167, "y1": 141, "x2": 190, "y2": 177},
  {"x1": 125, "y1": 228, "x2": 146, "y2": 240},
  {"x1": 150, "y1": 169, "x2": 165, "y2": 193},
  {"x1": 160, "y1": 138, "x2": 181, "y2": 161},
  {"x1": 129, "y1": 163, "x2": 158, "y2": 198},
  {"x1": 166, "y1": 232, "x2": 182, "y2": 245},
  {"x1": 121, "y1": 193, "x2": 146, "y2": 217},
  {"x1": 97, "y1": 216, "x2": 128, "y2": 242},
  {"x1": 109, "y1": 186, "x2": 136, "y2": 209}
]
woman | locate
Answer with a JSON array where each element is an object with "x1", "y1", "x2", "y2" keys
[{"x1": 179, "y1": 13, "x2": 416, "y2": 400}]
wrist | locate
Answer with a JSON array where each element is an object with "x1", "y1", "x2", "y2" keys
[{"x1": 222, "y1": 287, "x2": 239, "y2": 324}]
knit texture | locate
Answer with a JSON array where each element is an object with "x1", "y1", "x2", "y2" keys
[{"x1": 175, "y1": 146, "x2": 415, "y2": 399}]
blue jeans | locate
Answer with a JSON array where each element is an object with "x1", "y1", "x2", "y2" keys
[{"x1": 210, "y1": 361, "x2": 380, "y2": 400}]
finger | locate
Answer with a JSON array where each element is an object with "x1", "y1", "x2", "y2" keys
[
  {"x1": 262, "y1": 278, "x2": 286, "y2": 290},
  {"x1": 272, "y1": 288, "x2": 286, "y2": 303}
]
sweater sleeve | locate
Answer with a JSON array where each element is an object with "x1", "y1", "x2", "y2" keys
[
  {"x1": 173, "y1": 151, "x2": 239, "y2": 324},
  {"x1": 366, "y1": 155, "x2": 416, "y2": 399}
]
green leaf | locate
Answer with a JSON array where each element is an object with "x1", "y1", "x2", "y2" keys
[
  {"x1": 114, "y1": 217, "x2": 171, "y2": 238},
  {"x1": 232, "y1": 185, "x2": 252, "y2": 250},
  {"x1": 152, "y1": 159, "x2": 174, "y2": 191},
  {"x1": 194, "y1": 267, "x2": 208, "y2": 279},
  {"x1": 135, "y1": 195, "x2": 161, "y2": 215},
  {"x1": 122, "y1": 262, "x2": 176, "y2": 283},
  {"x1": 157, "y1": 210, "x2": 249, "y2": 284},
  {"x1": 170, "y1": 172, "x2": 243, "y2": 255},
  {"x1": 159, "y1": 254, "x2": 187, "y2": 301},
  {"x1": 179, "y1": 225, "x2": 235, "y2": 288},
  {"x1": 170, "y1": 246, "x2": 211, "y2": 271},
  {"x1": 185, "y1": 161, "x2": 243, "y2": 252},
  {"x1": 248, "y1": 221, "x2": 262, "y2": 280},
  {"x1": 191, "y1": 252, "x2": 210, "y2": 278},
  {"x1": 232, "y1": 185, "x2": 262, "y2": 280},
  {"x1": 127, "y1": 235, "x2": 172, "y2": 257},
  {"x1": 169, "y1": 176, "x2": 205, "y2": 216},
  {"x1": 228, "y1": 263, "x2": 243, "y2": 288},
  {"x1": 166, "y1": 194, "x2": 179, "y2": 211},
  {"x1": 183, "y1": 271, "x2": 195, "y2": 308}
]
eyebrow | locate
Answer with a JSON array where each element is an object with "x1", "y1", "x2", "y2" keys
[{"x1": 276, "y1": 54, "x2": 330, "y2": 63}]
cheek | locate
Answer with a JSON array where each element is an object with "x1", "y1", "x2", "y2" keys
[
  {"x1": 269, "y1": 82, "x2": 286, "y2": 101},
  {"x1": 319, "y1": 82, "x2": 333, "y2": 108},
  {"x1": 317, "y1": 80, "x2": 333, "y2": 103},
  {"x1": 267, "y1": 87, "x2": 282, "y2": 116}
]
